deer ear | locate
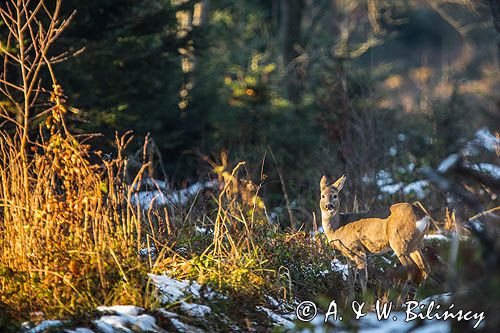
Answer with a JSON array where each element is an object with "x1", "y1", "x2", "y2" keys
[
  {"x1": 332, "y1": 175, "x2": 346, "y2": 191},
  {"x1": 320, "y1": 175, "x2": 328, "y2": 191}
]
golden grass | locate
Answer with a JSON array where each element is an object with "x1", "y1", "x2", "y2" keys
[
  {"x1": 0, "y1": 116, "x2": 157, "y2": 317},
  {"x1": 0, "y1": 118, "x2": 285, "y2": 319},
  {"x1": 154, "y1": 152, "x2": 279, "y2": 295}
]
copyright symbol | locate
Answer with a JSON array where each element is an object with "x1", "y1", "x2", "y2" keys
[{"x1": 296, "y1": 301, "x2": 317, "y2": 322}]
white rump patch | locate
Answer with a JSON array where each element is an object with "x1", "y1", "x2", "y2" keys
[{"x1": 416, "y1": 216, "x2": 430, "y2": 233}]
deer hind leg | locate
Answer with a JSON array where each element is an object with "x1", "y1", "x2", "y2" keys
[
  {"x1": 390, "y1": 242, "x2": 420, "y2": 300},
  {"x1": 410, "y1": 249, "x2": 429, "y2": 283},
  {"x1": 395, "y1": 252, "x2": 420, "y2": 300}
]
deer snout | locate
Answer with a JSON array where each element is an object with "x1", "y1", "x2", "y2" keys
[{"x1": 325, "y1": 203, "x2": 335, "y2": 211}]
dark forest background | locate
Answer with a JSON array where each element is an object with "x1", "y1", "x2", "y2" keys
[
  {"x1": 47, "y1": 0, "x2": 498, "y2": 213},
  {"x1": 1, "y1": 1, "x2": 499, "y2": 330}
]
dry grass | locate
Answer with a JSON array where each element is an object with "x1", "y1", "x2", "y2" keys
[
  {"x1": 0, "y1": 116, "x2": 157, "y2": 317},
  {"x1": 154, "y1": 152, "x2": 280, "y2": 295},
  {"x1": 0, "y1": 119, "x2": 290, "y2": 320}
]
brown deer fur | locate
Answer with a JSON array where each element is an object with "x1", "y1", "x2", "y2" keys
[{"x1": 320, "y1": 175, "x2": 430, "y2": 294}]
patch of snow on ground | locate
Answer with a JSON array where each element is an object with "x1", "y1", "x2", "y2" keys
[
  {"x1": 411, "y1": 322, "x2": 451, "y2": 333},
  {"x1": 134, "y1": 178, "x2": 169, "y2": 192},
  {"x1": 169, "y1": 318, "x2": 206, "y2": 333},
  {"x1": 474, "y1": 128, "x2": 499, "y2": 152},
  {"x1": 294, "y1": 311, "x2": 450, "y2": 333},
  {"x1": 131, "y1": 190, "x2": 168, "y2": 208},
  {"x1": 157, "y1": 308, "x2": 179, "y2": 318},
  {"x1": 167, "y1": 180, "x2": 218, "y2": 206},
  {"x1": 376, "y1": 170, "x2": 405, "y2": 195},
  {"x1": 265, "y1": 295, "x2": 281, "y2": 308},
  {"x1": 264, "y1": 295, "x2": 295, "y2": 316},
  {"x1": 463, "y1": 128, "x2": 499, "y2": 156},
  {"x1": 65, "y1": 328, "x2": 95, "y2": 333},
  {"x1": 389, "y1": 146, "x2": 398, "y2": 156},
  {"x1": 131, "y1": 180, "x2": 218, "y2": 209},
  {"x1": 403, "y1": 180, "x2": 429, "y2": 199},
  {"x1": 361, "y1": 174, "x2": 373, "y2": 183},
  {"x1": 469, "y1": 220, "x2": 484, "y2": 233},
  {"x1": 380, "y1": 255, "x2": 393, "y2": 265},
  {"x1": 424, "y1": 234, "x2": 450, "y2": 242},
  {"x1": 180, "y1": 301, "x2": 212, "y2": 317},
  {"x1": 380, "y1": 182, "x2": 404, "y2": 194},
  {"x1": 437, "y1": 154, "x2": 459, "y2": 173},
  {"x1": 195, "y1": 226, "x2": 214, "y2": 235},
  {"x1": 376, "y1": 170, "x2": 393, "y2": 187},
  {"x1": 93, "y1": 314, "x2": 160, "y2": 333},
  {"x1": 97, "y1": 305, "x2": 143, "y2": 316},
  {"x1": 256, "y1": 306, "x2": 294, "y2": 328},
  {"x1": 139, "y1": 246, "x2": 157, "y2": 257},
  {"x1": 132, "y1": 314, "x2": 160, "y2": 332},
  {"x1": 420, "y1": 293, "x2": 453, "y2": 307},
  {"x1": 468, "y1": 163, "x2": 500, "y2": 179},
  {"x1": 331, "y1": 258, "x2": 349, "y2": 281},
  {"x1": 148, "y1": 274, "x2": 202, "y2": 303},
  {"x1": 25, "y1": 320, "x2": 64, "y2": 333}
]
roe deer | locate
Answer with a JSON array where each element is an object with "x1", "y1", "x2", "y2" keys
[{"x1": 320, "y1": 175, "x2": 430, "y2": 295}]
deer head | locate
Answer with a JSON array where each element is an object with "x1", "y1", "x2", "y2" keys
[{"x1": 319, "y1": 175, "x2": 346, "y2": 218}]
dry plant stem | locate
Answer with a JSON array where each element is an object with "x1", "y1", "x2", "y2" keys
[
  {"x1": 0, "y1": 0, "x2": 168, "y2": 317},
  {"x1": 269, "y1": 148, "x2": 295, "y2": 231},
  {"x1": 213, "y1": 161, "x2": 245, "y2": 255},
  {"x1": 468, "y1": 206, "x2": 500, "y2": 221},
  {"x1": 0, "y1": 0, "x2": 73, "y2": 203}
]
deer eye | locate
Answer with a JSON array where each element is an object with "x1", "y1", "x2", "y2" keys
[
  {"x1": 333, "y1": 194, "x2": 337, "y2": 199},
  {"x1": 321, "y1": 195, "x2": 325, "y2": 199}
]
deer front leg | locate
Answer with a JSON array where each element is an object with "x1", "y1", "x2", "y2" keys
[
  {"x1": 354, "y1": 256, "x2": 368, "y2": 295},
  {"x1": 347, "y1": 264, "x2": 356, "y2": 302}
]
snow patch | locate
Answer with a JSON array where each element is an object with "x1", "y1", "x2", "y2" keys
[
  {"x1": 64, "y1": 328, "x2": 95, "y2": 333},
  {"x1": 157, "y1": 308, "x2": 179, "y2": 318},
  {"x1": 292, "y1": 311, "x2": 451, "y2": 332},
  {"x1": 131, "y1": 180, "x2": 218, "y2": 209},
  {"x1": 93, "y1": 314, "x2": 160, "y2": 333},
  {"x1": 380, "y1": 182, "x2": 404, "y2": 194},
  {"x1": 265, "y1": 295, "x2": 281, "y2": 308},
  {"x1": 469, "y1": 220, "x2": 484, "y2": 233},
  {"x1": 438, "y1": 154, "x2": 459, "y2": 173},
  {"x1": 195, "y1": 226, "x2": 213, "y2": 235},
  {"x1": 331, "y1": 258, "x2": 349, "y2": 281},
  {"x1": 376, "y1": 170, "x2": 405, "y2": 195},
  {"x1": 256, "y1": 306, "x2": 294, "y2": 328},
  {"x1": 376, "y1": 170, "x2": 393, "y2": 187},
  {"x1": 468, "y1": 163, "x2": 500, "y2": 179},
  {"x1": 169, "y1": 318, "x2": 205, "y2": 333},
  {"x1": 389, "y1": 146, "x2": 398, "y2": 156},
  {"x1": 133, "y1": 178, "x2": 169, "y2": 192},
  {"x1": 403, "y1": 180, "x2": 429, "y2": 199},
  {"x1": 96, "y1": 305, "x2": 143, "y2": 316},
  {"x1": 424, "y1": 234, "x2": 450, "y2": 242},
  {"x1": 420, "y1": 293, "x2": 453, "y2": 307},
  {"x1": 180, "y1": 301, "x2": 212, "y2": 317},
  {"x1": 26, "y1": 320, "x2": 64, "y2": 333},
  {"x1": 148, "y1": 273, "x2": 202, "y2": 303},
  {"x1": 463, "y1": 128, "x2": 499, "y2": 156},
  {"x1": 139, "y1": 246, "x2": 157, "y2": 257},
  {"x1": 474, "y1": 128, "x2": 499, "y2": 152}
]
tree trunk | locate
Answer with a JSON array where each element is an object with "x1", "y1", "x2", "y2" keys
[
  {"x1": 280, "y1": 0, "x2": 304, "y2": 103},
  {"x1": 487, "y1": 0, "x2": 500, "y2": 68}
]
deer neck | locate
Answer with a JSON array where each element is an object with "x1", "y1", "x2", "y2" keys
[{"x1": 321, "y1": 210, "x2": 341, "y2": 240}]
